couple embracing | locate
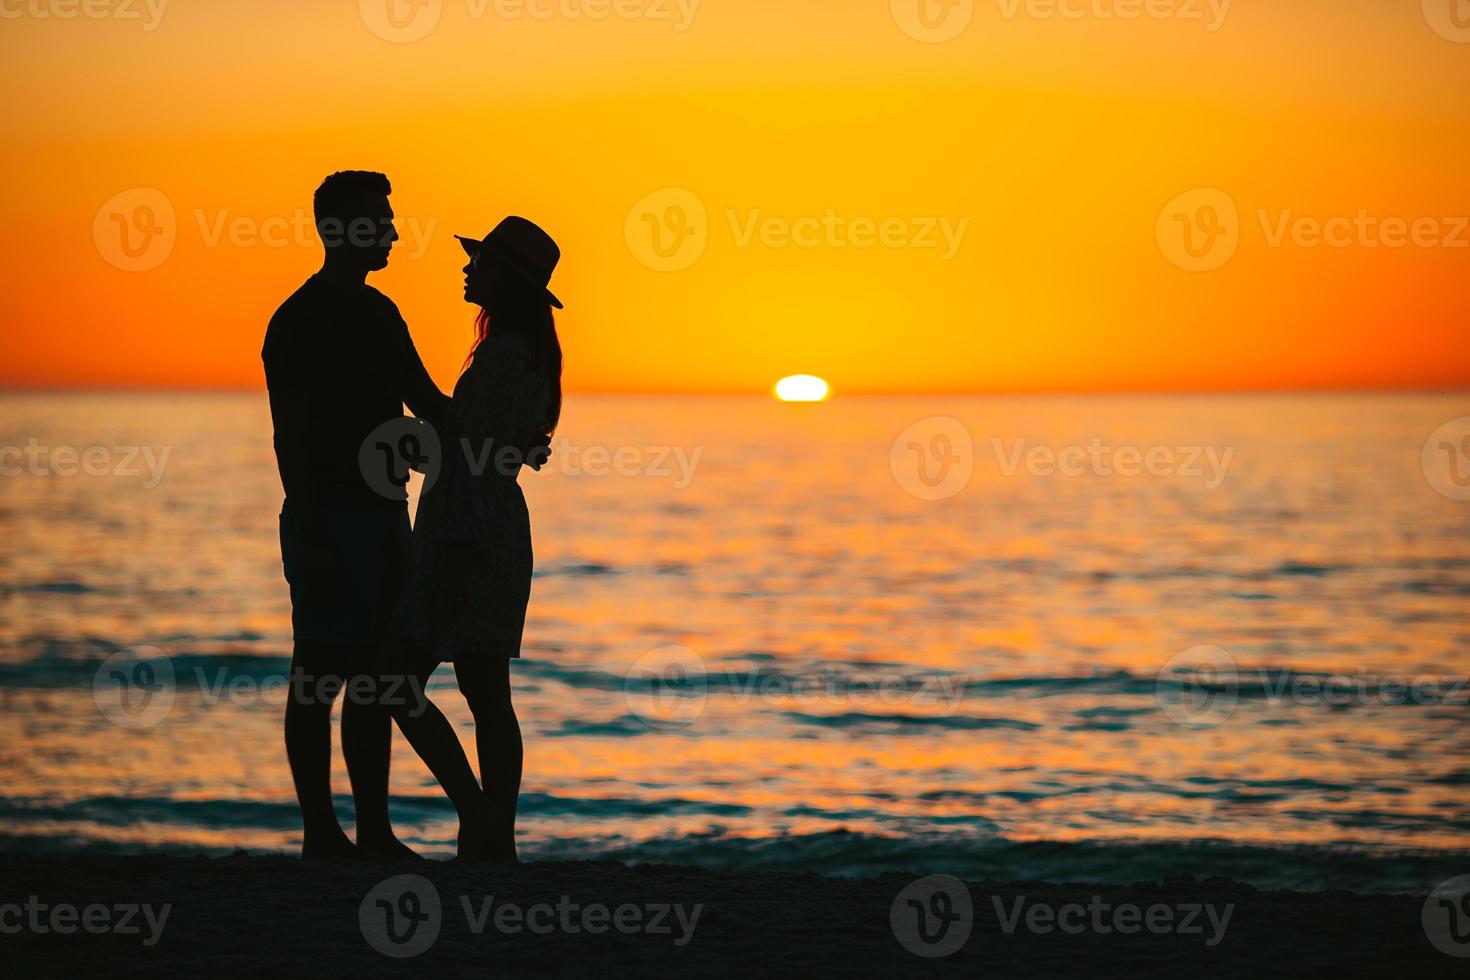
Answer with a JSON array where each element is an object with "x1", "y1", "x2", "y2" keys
[{"x1": 262, "y1": 170, "x2": 564, "y2": 862}]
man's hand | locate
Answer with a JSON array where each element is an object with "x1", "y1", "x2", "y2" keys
[{"x1": 526, "y1": 438, "x2": 553, "y2": 472}]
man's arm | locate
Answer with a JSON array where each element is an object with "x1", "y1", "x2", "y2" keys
[
  {"x1": 393, "y1": 307, "x2": 452, "y2": 431},
  {"x1": 268, "y1": 386, "x2": 330, "y2": 548},
  {"x1": 263, "y1": 309, "x2": 331, "y2": 555},
  {"x1": 401, "y1": 340, "x2": 452, "y2": 432}
]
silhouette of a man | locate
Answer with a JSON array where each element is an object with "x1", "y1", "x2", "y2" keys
[{"x1": 262, "y1": 171, "x2": 448, "y2": 859}]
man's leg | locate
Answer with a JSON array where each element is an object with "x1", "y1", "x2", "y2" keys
[
  {"x1": 283, "y1": 639, "x2": 354, "y2": 859},
  {"x1": 342, "y1": 508, "x2": 420, "y2": 861},
  {"x1": 342, "y1": 651, "x2": 420, "y2": 859}
]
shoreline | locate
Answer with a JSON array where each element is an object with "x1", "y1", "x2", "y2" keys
[
  {"x1": 2, "y1": 827, "x2": 1465, "y2": 895},
  {"x1": 1, "y1": 852, "x2": 1461, "y2": 978}
]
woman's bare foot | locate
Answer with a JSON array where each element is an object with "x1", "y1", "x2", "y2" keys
[
  {"x1": 357, "y1": 834, "x2": 426, "y2": 863},
  {"x1": 455, "y1": 795, "x2": 513, "y2": 862},
  {"x1": 495, "y1": 819, "x2": 519, "y2": 864}
]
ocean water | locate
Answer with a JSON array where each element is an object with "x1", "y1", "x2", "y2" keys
[{"x1": 1, "y1": 391, "x2": 1468, "y2": 893}]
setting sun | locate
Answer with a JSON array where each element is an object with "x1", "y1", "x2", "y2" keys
[{"x1": 774, "y1": 375, "x2": 831, "y2": 402}]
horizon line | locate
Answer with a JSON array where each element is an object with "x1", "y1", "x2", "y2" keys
[{"x1": 1, "y1": 382, "x2": 1466, "y2": 398}]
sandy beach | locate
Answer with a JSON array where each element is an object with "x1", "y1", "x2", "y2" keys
[{"x1": 1, "y1": 851, "x2": 1461, "y2": 978}]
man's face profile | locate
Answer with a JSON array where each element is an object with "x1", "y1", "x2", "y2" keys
[{"x1": 321, "y1": 193, "x2": 399, "y2": 271}]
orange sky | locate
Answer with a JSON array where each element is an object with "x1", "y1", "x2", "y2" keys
[{"x1": 2, "y1": 0, "x2": 1468, "y2": 394}]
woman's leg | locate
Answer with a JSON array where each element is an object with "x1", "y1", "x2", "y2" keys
[
  {"x1": 456, "y1": 656, "x2": 522, "y2": 860},
  {"x1": 381, "y1": 638, "x2": 504, "y2": 858}
]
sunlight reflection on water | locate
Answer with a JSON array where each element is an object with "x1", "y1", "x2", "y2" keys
[{"x1": 0, "y1": 392, "x2": 1467, "y2": 886}]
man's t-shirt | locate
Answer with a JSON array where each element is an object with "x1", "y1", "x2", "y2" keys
[{"x1": 262, "y1": 274, "x2": 437, "y2": 511}]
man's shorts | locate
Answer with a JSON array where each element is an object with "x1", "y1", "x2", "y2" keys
[{"x1": 279, "y1": 500, "x2": 411, "y2": 647}]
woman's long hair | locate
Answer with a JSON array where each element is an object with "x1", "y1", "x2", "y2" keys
[{"x1": 468, "y1": 278, "x2": 563, "y2": 453}]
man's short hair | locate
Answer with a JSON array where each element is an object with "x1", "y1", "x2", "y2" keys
[{"x1": 313, "y1": 170, "x2": 391, "y2": 229}]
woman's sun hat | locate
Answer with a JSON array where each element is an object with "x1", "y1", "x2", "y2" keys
[{"x1": 456, "y1": 216, "x2": 563, "y2": 309}]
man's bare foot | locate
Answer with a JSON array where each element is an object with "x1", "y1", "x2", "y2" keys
[
  {"x1": 357, "y1": 834, "x2": 426, "y2": 863},
  {"x1": 455, "y1": 797, "x2": 513, "y2": 862},
  {"x1": 301, "y1": 830, "x2": 358, "y2": 861}
]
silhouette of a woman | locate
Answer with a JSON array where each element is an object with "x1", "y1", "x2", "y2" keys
[{"x1": 383, "y1": 216, "x2": 563, "y2": 860}]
